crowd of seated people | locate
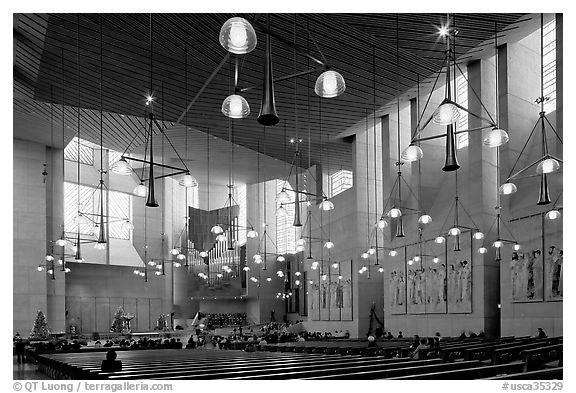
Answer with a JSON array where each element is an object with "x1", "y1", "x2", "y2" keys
[{"x1": 205, "y1": 313, "x2": 247, "y2": 327}]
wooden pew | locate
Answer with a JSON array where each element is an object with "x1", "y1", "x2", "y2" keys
[
  {"x1": 390, "y1": 362, "x2": 525, "y2": 380},
  {"x1": 492, "y1": 342, "x2": 558, "y2": 365},
  {"x1": 486, "y1": 367, "x2": 563, "y2": 380},
  {"x1": 228, "y1": 358, "x2": 443, "y2": 380},
  {"x1": 302, "y1": 360, "x2": 482, "y2": 379},
  {"x1": 521, "y1": 344, "x2": 562, "y2": 372}
]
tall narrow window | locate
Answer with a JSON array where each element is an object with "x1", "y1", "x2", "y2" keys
[
  {"x1": 235, "y1": 184, "x2": 247, "y2": 246},
  {"x1": 543, "y1": 18, "x2": 556, "y2": 114},
  {"x1": 455, "y1": 71, "x2": 469, "y2": 149},
  {"x1": 108, "y1": 190, "x2": 132, "y2": 240},
  {"x1": 276, "y1": 179, "x2": 296, "y2": 254}
]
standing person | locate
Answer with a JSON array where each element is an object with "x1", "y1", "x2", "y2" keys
[
  {"x1": 15, "y1": 338, "x2": 26, "y2": 364},
  {"x1": 537, "y1": 328, "x2": 547, "y2": 338}
]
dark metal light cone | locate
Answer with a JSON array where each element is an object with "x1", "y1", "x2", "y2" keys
[
  {"x1": 293, "y1": 194, "x2": 302, "y2": 227},
  {"x1": 442, "y1": 124, "x2": 460, "y2": 172},
  {"x1": 395, "y1": 216, "x2": 405, "y2": 238},
  {"x1": 537, "y1": 173, "x2": 551, "y2": 205},
  {"x1": 495, "y1": 247, "x2": 502, "y2": 262},
  {"x1": 257, "y1": 31, "x2": 279, "y2": 126},
  {"x1": 454, "y1": 234, "x2": 461, "y2": 252},
  {"x1": 75, "y1": 232, "x2": 82, "y2": 261},
  {"x1": 146, "y1": 115, "x2": 159, "y2": 207}
]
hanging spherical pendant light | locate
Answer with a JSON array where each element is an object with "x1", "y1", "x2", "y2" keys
[
  {"x1": 111, "y1": 157, "x2": 132, "y2": 175},
  {"x1": 173, "y1": 262, "x2": 181, "y2": 268},
  {"x1": 449, "y1": 227, "x2": 461, "y2": 236},
  {"x1": 199, "y1": 251, "x2": 208, "y2": 258},
  {"x1": 324, "y1": 241, "x2": 334, "y2": 249},
  {"x1": 389, "y1": 249, "x2": 398, "y2": 257},
  {"x1": 435, "y1": 236, "x2": 446, "y2": 244},
  {"x1": 432, "y1": 102, "x2": 461, "y2": 125},
  {"x1": 433, "y1": 256, "x2": 440, "y2": 263},
  {"x1": 296, "y1": 238, "x2": 306, "y2": 247},
  {"x1": 361, "y1": 252, "x2": 369, "y2": 259},
  {"x1": 499, "y1": 182, "x2": 518, "y2": 195},
  {"x1": 418, "y1": 214, "x2": 432, "y2": 225},
  {"x1": 219, "y1": 17, "x2": 257, "y2": 55},
  {"x1": 513, "y1": 244, "x2": 521, "y2": 251},
  {"x1": 378, "y1": 267, "x2": 385, "y2": 273},
  {"x1": 216, "y1": 234, "x2": 227, "y2": 242},
  {"x1": 276, "y1": 205, "x2": 288, "y2": 218},
  {"x1": 295, "y1": 245, "x2": 305, "y2": 253},
  {"x1": 122, "y1": 220, "x2": 135, "y2": 231},
  {"x1": 211, "y1": 224, "x2": 224, "y2": 234},
  {"x1": 377, "y1": 218, "x2": 388, "y2": 229},
  {"x1": 246, "y1": 229, "x2": 259, "y2": 238},
  {"x1": 367, "y1": 248, "x2": 376, "y2": 255},
  {"x1": 478, "y1": 247, "x2": 488, "y2": 254},
  {"x1": 179, "y1": 173, "x2": 198, "y2": 188},
  {"x1": 545, "y1": 209, "x2": 561, "y2": 220},
  {"x1": 314, "y1": 70, "x2": 346, "y2": 98},
  {"x1": 483, "y1": 127, "x2": 509, "y2": 147},
  {"x1": 493, "y1": 240, "x2": 503, "y2": 248},
  {"x1": 55, "y1": 238, "x2": 67, "y2": 247},
  {"x1": 277, "y1": 190, "x2": 291, "y2": 204},
  {"x1": 473, "y1": 231, "x2": 485, "y2": 240},
  {"x1": 276, "y1": 255, "x2": 285, "y2": 262},
  {"x1": 170, "y1": 248, "x2": 180, "y2": 256},
  {"x1": 387, "y1": 207, "x2": 402, "y2": 218},
  {"x1": 221, "y1": 94, "x2": 250, "y2": 119},
  {"x1": 536, "y1": 158, "x2": 560, "y2": 174},
  {"x1": 319, "y1": 199, "x2": 335, "y2": 211},
  {"x1": 402, "y1": 144, "x2": 424, "y2": 162},
  {"x1": 177, "y1": 253, "x2": 186, "y2": 260},
  {"x1": 133, "y1": 182, "x2": 148, "y2": 197}
]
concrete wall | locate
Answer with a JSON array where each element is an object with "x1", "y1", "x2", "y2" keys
[{"x1": 65, "y1": 262, "x2": 169, "y2": 333}]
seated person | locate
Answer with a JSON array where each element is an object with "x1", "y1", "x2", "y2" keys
[
  {"x1": 409, "y1": 335, "x2": 420, "y2": 349},
  {"x1": 411, "y1": 338, "x2": 430, "y2": 360},
  {"x1": 386, "y1": 332, "x2": 394, "y2": 339},
  {"x1": 537, "y1": 328, "x2": 547, "y2": 338},
  {"x1": 459, "y1": 331, "x2": 467, "y2": 340},
  {"x1": 244, "y1": 338, "x2": 256, "y2": 352},
  {"x1": 367, "y1": 335, "x2": 378, "y2": 348},
  {"x1": 478, "y1": 331, "x2": 486, "y2": 338},
  {"x1": 101, "y1": 350, "x2": 122, "y2": 372},
  {"x1": 175, "y1": 338, "x2": 183, "y2": 349},
  {"x1": 397, "y1": 331, "x2": 403, "y2": 338},
  {"x1": 94, "y1": 340, "x2": 102, "y2": 348},
  {"x1": 468, "y1": 331, "x2": 478, "y2": 338}
]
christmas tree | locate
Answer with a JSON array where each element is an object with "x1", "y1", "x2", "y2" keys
[
  {"x1": 110, "y1": 306, "x2": 126, "y2": 333},
  {"x1": 30, "y1": 310, "x2": 50, "y2": 340}
]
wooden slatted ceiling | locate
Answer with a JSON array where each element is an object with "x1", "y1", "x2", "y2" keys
[{"x1": 14, "y1": 13, "x2": 528, "y2": 174}]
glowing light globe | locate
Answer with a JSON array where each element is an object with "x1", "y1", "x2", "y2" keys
[
  {"x1": 536, "y1": 158, "x2": 560, "y2": 174},
  {"x1": 389, "y1": 249, "x2": 398, "y2": 257},
  {"x1": 221, "y1": 94, "x2": 250, "y2": 119},
  {"x1": 478, "y1": 247, "x2": 488, "y2": 254},
  {"x1": 367, "y1": 248, "x2": 376, "y2": 255},
  {"x1": 361, "y1": 252, "x2": 369, "y2": 259},
  {"x1": 483, "y1": 127, "x2": 509, "y2": 147},
  {"x1": 148, "y1": 260, "x2": 156, "y2": 266},
  {"x1": 545, "y1": 210, "x2": 561, "y2": 220},
  {"x1": 493, "y1": 240, "x2": 503, "y2": 248},
  {"x1": 219, "y1": 17, "x2": 257, "y2": 55},
  {"x1": 247, "y1": 229, "x2": 259, "y2": 238},
  {"x1": 295, "y1": 280, "x2": 300, "y2": 286},
  {"x1": 321, "y1": 274, "x2": 327, "y2": 281},
  {"x1": 408, "y1": 259, "x2": 414, "y2": 265},
  {"x1": 133, "y1": 183, "x2": 147, "y2": 197},
  {"x1": 296, "y1": 238, "x2": 306, "y2": 246},
  {"x1": 513, "y1": 244, "x2": 521, "y2": 251},
  {"x1": 449, "y1": 227, "x2": 461, "y2": 236},
  {"x1": 277, "y1": 190, "x2": 291, "y2": 204},
  {"x1": 179, "y1": 174, "x2": 198, "y2": 188},
  {"x1": 37, "y1": 266, "x2": 44, "y2": 272},
  {"x1": 377, "y1": 218, "x2": 388, "y2": 229},
  {"x1": 432, "y1": 102, "x2": 461, "y2": 125},
  {"x1": 199, "y1": 251, "x2": 208, "y2": 258},
  {"x1": 277, "y1": 255, "x2": 286, "y2": 262},
  {"x1": 170, "y1": 248, "x2": 179, "y2": 256},
  {"x1": 111, "y1": 157, "x2": 132, "y2": 175},
  {"x1": 414, "y1": 256, "x2": 421, "y2": 262},
  {"x1": 177, "y1": 253, "x2": 186, "y2": 260},
  {"x1": 332, "y1": 263, "x2": 339, "y2": 269},
  {"x1": 243, "y1": 266, "x2": 250, "y2": 271},
  {"x1": 402, "y1": 144, "x2": 424, "y2": 162},
  {"x1": 319, "y1": 199, "x2": 335, "y2": 211},
  {"x1": 266, "y1": 277, "x2": 272, "y2": 282},
  {"x1": 433, "y1": 257, "x2": 439, "y2": 263},
  {"x1": 45, "y1": 255, "x2": 54, "y2": 262},
  {"x1": 315, "y1": 70, "x2": 346, "y2": 98},
  {"x1": 324, "y1": 241, "x2": 335, "y2": 249},
  {"x1": 499, "y1": 182, "x2": 518, "y2": 195},
  {"x1": 276, "y1": 205, "x2": 288, "y2": 218},
  {"x1": 295, "y1": 245, "x2": 305, "y2": 253},
  {"x1": 474, "y1": 231, "x2": 485, "y2": 240},
  {"x1": 378, "y1": 267, "x2": 384, "y2": 273},
  {"x1": 216, "y1": 234, "x2": 227, "y2": 242},
  {"x1": 211, "y1": 225, "x2": 224, "y2": 234},
  {"x1": 174, "y1": 262, "x2": 181, "y2": 268},
  {"x1": 418, "y1": 214, "x2": 432, "y2": 225},
  {"x1": 64, "y1": 268, "x2": 71, "y2": 273},
  {"x1": 122, "y1": 220, "x2": 135, "y2": 231},
  {"x1": 435, "y1": 236, "x2": 446, "y2": 244},
  {"x1": 388, "y1": 208, "x2": 402, "y2": 218},
  {"x1": 55, "y1": 239, "x2": 67, "y2": 247}
]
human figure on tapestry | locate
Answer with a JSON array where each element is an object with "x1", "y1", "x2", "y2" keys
[
  {"x1": 546, "y1": 245, "x2": 563, "y2": 299},
  {"x1": 415, "y1": 269, "x2": 424, "y2": 304},
  {"x1": 398, "y1": 272, "x2": 405, "y2": 305},
  {"x1": 329, "y1": 281, "x2": 338, "y2": 309},
  {"x1": 460, "y1": 261, "x2": 471, "y2": 304},
  {"x1": 321, "y1": 282, "x2": 328, "y2": 309},
  {"x1": 448, "y1": 265, "x2": 457, "y2": 303},
  {"x1": 342, "y1": 279, "x2": 352, "y2": 309},
  {"x1": 336, "y1": 281, "x2": 344, "y2": 308},
  {"x1": 511, "y1": 248, "x2": 543, "y2": 302}
]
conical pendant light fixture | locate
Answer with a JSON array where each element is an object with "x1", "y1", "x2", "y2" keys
[
  {"x1": 404, "y1": 14, "x2": 505, "y2": 171},
  {"x1": 257, "y1": 15, "x2": 279, "y2": 126},
  {"x1": 500, "y1": 16, "x2": 562, "y2": 205}
]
